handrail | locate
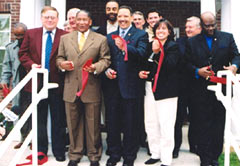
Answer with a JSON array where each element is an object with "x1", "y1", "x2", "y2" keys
[
  {"x1": 0, "y1": 68, "x2": 58, "y2": 166},
  {"x1": 207, "y1": 70, "x2": 240, "y2": 166}
]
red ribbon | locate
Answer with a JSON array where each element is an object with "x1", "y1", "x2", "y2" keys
[
  {"x1": 207, "y1": 66, "x2": 227, "y2": 84},
  {"x1": 76, "y1": 59, "x2": 93, "y2": 97},
  {"x1": 16, "y1": 152, "x2": 48, "y2": 166},
  {"x1": 152, "y1": 38, "x2": 165, "y2": 92},
  {"x1": 2, "y1": 87, "x2": 10, "y2": 98},
  {"x1": 112, "y1": 34, "x2": 128, "y2": 61}
]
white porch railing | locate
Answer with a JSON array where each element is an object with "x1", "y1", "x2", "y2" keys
[
  {"x1": 0, "y1": 68, "x2": 58, "y2": 166},
  {"x1": 207, "y1": 70, "x2": 240, "y2": 166}
]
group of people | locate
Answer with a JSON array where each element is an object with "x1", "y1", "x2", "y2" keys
[{"x1": 1, "y1": 1, "x2": 240, "y2": 166}]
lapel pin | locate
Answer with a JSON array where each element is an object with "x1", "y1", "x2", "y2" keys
[
  {"x1": 128, "y1": 33, "x2": 131, "y2": 36},
  {"x1": 214, "y1": 38, "x2": 217, "y2": 41}
]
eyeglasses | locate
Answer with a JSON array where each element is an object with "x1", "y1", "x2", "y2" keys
[
  {"x1": 203, "y1": 23, "x2": 216, "y2": 28},
  {"x1": 42, "y1": 16, "x2": 57, "y2": 20}
]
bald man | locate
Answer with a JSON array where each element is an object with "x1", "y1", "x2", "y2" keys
[{"x1": 184, "y1": 11, "x2": 240, "y2": 166}]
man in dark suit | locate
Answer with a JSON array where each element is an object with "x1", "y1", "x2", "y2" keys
[
  {"x1": 56, "y1": 10, "x2": 111, "y2": 166},
  {"x1": 96, "y1": 0, "x2": 119, "y2": 36},
  {"x1": 173, "y1": 16, "x2": 202, "y2": 158},
  {"x1": 185, "y1": 11, "x2": 240, "y2": 166},
  {"x1": 105, "y1": 5, "x2": 148, "y2": 166},
  {"x1": 19, "y1": 6, "x2": 67, "y2": 162}
]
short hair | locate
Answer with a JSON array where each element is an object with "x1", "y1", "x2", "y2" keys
[
  {"x1": 41, "y1": 6, "x2": 59, "y2": 17},
  {"x1": 133, "y1": 11, "x2": 144, "y2": 18},
  {"x1": 186, "y1": 16, "x2": 201, "y2": 28},
  {"x1": 119, "y1": 5, "x2": 133, "y2": 15},
  {"x1": 67, "y1": 8, "x2": 81, "y2": 18},
  {"x1": 153, "y1": 18, "x2": 175, "y2": 41},
  {"x1": 146, "y1": 8, "x2": 161, "y2": 19},
  {"x1": 14, "y1": 22, "x2": 27, "y2": 32},
  {"x1": 106, "y1": 0, "x2": 119, "y2": 6},
  {"x1": 76, "y1": 9, "x2": 92, "y2": 20}
]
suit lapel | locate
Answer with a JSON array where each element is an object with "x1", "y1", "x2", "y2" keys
[
  {"x1": 36, "y1": 28, "x2": 43, "y2": 62},
  {"x1": 51, "y1": 28, "x2": 59, "y2": 60},
  {"x1": 70, "y1": 31, "x2": 80, "y2": 55},
  {"x1": 80, "y1": 30, "x2": 94, "y2": 55},
  {"x1": 124, "y1": 26, "x2": 135, "y2": 42}
]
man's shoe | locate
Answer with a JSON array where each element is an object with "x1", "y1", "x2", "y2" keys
[
  {"x1": 68, "y1": 160, "x2": 79, "y2": 166},
  {"x1": 144, "y1": 158, "x2": 160, "y2": 164},
  {"x1": 122, "y1": 160, "x2": 134, "y2": 166},
  {"x1": 55, "y1": 155, "x2": 65, "y2": 162},
  {"x1": 106, "y1": 158, "x2": 118, "y2": 166},
  {"x1": 14, "y1": 142, "x2": 23, "y2": 149},
  {"x1": 90, "y1": 161, "x2": 100, "y2": 166},
  {"x1": 172, "y1": 151, "x2": 179, "y2": 158}
]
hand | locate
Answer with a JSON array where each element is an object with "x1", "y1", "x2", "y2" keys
[
  {"x1": 60, "y1": 61, "x2": 74, "y2": 71},
  {"x1": 31, "y1": 64, "x2": 41, "y2": 69},
  {"x1": 105, "y1": 68, "x2": 117, "y2": 79},
  {"x1": 1, "y1": 83, "x2": 8, "y2": 89},
  {"x1": 152, "y1": 39, "x2": 160, "y2": 54},
  {"x1": 83, "y1": 64, "x2": 96, "y2": 73},
  {"x1": 198, "y1": 66, "x2": 215, "y2": 79},
  {"x1": 114, "y1": 37, "x2": 124, "y2": 51},
  {"x1": 139, "y1": 71, "x2": 150, "y2": 79},
  {"x1": 223, "y1": 65, "x2": 237, "y2": 75}
]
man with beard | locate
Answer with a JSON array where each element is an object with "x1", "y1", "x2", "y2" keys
[
  {"x1": 96, "y1": 0, "x2": 119, "y2": 36},
  {"x1": 185, "y1": 11, "x2": 240, "y2": 166},
  {"x1": 0, "y1": 23, "x2": 31, "y2": 149}
]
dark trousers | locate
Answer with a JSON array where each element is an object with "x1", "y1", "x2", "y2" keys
[
  {"x1": 190, "y1": 91, "x2": 225, "y2": 164},
  {"x1": 37, "y1": 89, "x2": 66, "y2": 157},
  {"x1": 106, "y1": 89, "x2": 139, "y2": 162}
]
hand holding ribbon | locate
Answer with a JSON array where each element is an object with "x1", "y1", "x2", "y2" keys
[
  {"x1": 152, "y1": 38, "x2": 165, "y2": 92},
  {"x1": 76, "y1": 59, "x2": 93, "y2": 97},
  {"x1": 112, "y1": 35, "x2": 128, "y2": 61}
]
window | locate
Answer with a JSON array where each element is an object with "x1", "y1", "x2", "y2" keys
[{"x1": 0, "y1": 14, "x2": 11, "y2": 76}]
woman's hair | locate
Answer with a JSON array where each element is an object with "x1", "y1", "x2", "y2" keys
[{"x1": 153, "y1": 18, "x2": 175, "y2": 41}]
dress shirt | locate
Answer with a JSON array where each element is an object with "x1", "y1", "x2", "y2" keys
[
  {"x1": 107, "y1": 20, "x2": 118, "y2": 34},
  {"x1": 119, "y1": 25, "x2": 132, "y2": 39},
  {"x1": 78, "y1": 29, "x2": 90, "y2": 44}
]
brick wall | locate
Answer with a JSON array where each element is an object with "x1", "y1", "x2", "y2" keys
[
  {"x1": 0, "y1": 0, "x2": 21, "y2": 41},
  {"x1": 66, "y1": 0, "x2": 200, "y2": 37}
]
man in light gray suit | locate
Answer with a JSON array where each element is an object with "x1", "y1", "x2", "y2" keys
[{"x1": 56, "y1": 10, "x2": 110, "y2": 166}]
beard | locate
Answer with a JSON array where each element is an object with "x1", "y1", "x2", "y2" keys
[
  {"x1": 203, "y1": 28, "x2": 215, "y2": 37},
  {"x1": 106, "y1": 13, "x2": 117, "y2": 22}
]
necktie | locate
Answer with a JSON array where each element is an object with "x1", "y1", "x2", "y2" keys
[
  {"x1": 79, "y1": 33, "x2": 86, "y2": 51},
  {"x1": 45, "y1": 31, "x2": 52, "y2": 71},
  {"x1": 120, "y1": 30, "x2": 125, "y2": 38}
]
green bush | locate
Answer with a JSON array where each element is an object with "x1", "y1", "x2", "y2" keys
[{"x1": 218, "y1": 152, "x2": 240, "y2": 166}]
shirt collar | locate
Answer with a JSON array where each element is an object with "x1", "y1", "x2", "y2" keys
[
  {"x1": 119, "y1": 25, "x2": 132, "y2": 36},
  {"x1": 43, "y1": 27, "x2": 56, "y2": 35},
  {"x1": 107, "y1": 20, "x2": 118, "y2": 27},
  {"x1": 78, "y1": 29, "x2": 90, "y2": 39}
]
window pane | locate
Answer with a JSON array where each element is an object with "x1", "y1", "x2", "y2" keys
[
  {"x1": 0, "y1": 15, "x2": 10, "y2": 31},
  {"x1": 0, "y1": 50, "x2": 5, "y2": 77},
  {"x1": 0, "y1": 32, "x2": 10, "y2": 47}
]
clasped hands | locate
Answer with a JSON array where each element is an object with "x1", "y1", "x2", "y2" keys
[
  {"x1": 59, "y1": 61, "x2": 96, "y2": 73},
  {"x1": 114, "y1": 37, "x2": 125, "y2": 51}
]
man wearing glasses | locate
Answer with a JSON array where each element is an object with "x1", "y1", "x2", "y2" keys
[
  {"x1": 185, "y1": 11, "x2": 240, "y2": 166},
  {"x1": 19, "y1": 6, "x2": 67, "y2": 162}
]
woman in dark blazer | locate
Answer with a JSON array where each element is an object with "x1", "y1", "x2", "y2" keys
[{"x1": 139, "y1": 19, "x2": 180, "y2": 166}]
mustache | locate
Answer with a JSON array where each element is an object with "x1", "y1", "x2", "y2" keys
[{"x1": 106, "y1": 13, "x2": 117, "y2": 21}]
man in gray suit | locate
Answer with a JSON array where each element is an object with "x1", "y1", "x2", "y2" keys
[
  {"x1": 56, "y1": 10, "x2": 111, "y2": 166},
  {"x1": 0, "y1": 22, "x2": 31, "y2": 149}
]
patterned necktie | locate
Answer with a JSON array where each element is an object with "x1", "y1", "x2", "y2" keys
[
  {"x1": 120, "y1": 30, "x2": 125, "y2": 38},
  {"x1": 45, "y1": 31, "x2": 52, "y2": 71},
  {"x1": 79, "y1": 33, "x2": 86, "y2": 51}
]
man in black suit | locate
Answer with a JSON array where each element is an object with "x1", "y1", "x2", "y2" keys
[
  {"x1": 97, "y1": 0, "x2": 119, "y2": 36},
  {"x1": 105, "y1": 5, "x2": 148, "y2": 166},
  {"x1": 173, "y1": 16, "x2": 202, "y2": 158},
  {"x1": 185, "y1": 11, "x2": 240, "y2": 166}
]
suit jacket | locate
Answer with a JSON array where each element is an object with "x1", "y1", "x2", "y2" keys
[
  {"x1": 1, "y1": 40, "x2": 26, "y2": 106},
  {"x1": 106, "y1": 26, "x2": 148, "y2": 99},
  {"x1": 56, "y1": 30, "x2": 111, "y2": 103},
  {"x1": 19, "y1": 27, "x2": 67, "y2": 92},
  {"x1": 185, "y1": 30, "x2": 240, "y2": 96},
  {"x1": 96, "y1": 22, "x2": 107, "y2": 36},
  {"x1": 142, "y1": 39, "x2": 180, "y2": 100}
]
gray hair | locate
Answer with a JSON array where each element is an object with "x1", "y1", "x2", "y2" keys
[
  {"x1": 186, "y1": 16, "x2": 201, "y2": 28},
  {"x1": 14, "y1": 22, "x2": 27, "y2": 32}
]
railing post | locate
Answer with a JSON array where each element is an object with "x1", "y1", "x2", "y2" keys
[{"x1": 31, "y1": 68, "x2": 38, "y2": 166}]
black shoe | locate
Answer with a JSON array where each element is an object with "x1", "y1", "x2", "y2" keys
[
  {"x1": 68, "y1": 160, "x2": 79, "y2": 166},
  {"x1": 122, "y1": 160, "x2": 134, "y2": 166},
  {"x1": 55, "y1": 155, "x2": 65, "y2": 162},
  {"x1": 90, "y1": 161, "x2": 100, "y2": 166},
  {"x1": 144, "y1": 158, "x2": 160, "y2": 164},
  {"x1": 212, "y1": 160, "x2": 219, "y2": 166},
  {"x1": 172, "y1": 150, "x2": 179, "y2": 158},
  {"x1": 106, "y1": 158, "x2": 118, "y2": 166}
]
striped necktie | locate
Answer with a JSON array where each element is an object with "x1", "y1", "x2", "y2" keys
[{"x1": 45, "y1": 31, "x2": 52, "y2": 71}]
